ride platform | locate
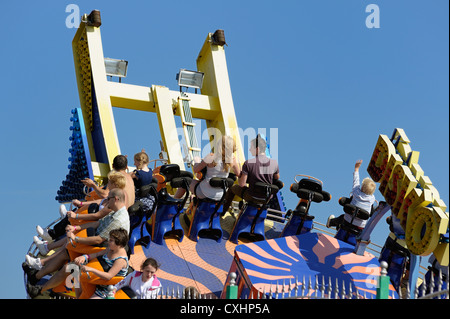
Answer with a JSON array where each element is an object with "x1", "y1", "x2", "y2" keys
[
  {"x1": 127, "y1": 210, "x2": 396, "y2": 299},
  {"x1": 128, "y1": 211, "x2": 283, "y2": 298}
]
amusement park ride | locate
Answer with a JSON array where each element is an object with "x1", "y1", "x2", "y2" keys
[{"x1": 25, "y1": 10, "x2": 448, "y2": 299}]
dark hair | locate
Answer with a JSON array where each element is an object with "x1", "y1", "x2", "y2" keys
[
  {"x1": 109, "y1": 228, "x2": 129, "y2": 247},
  {"x1": 251, "y1": 134, "x2": 266, "y2": 151},
  {"x1": 112, "y1": 155, "x2": 128, "y2": 171},
  {"x1": 142, "y1": 257, "x2": 160, "y2": 270}
]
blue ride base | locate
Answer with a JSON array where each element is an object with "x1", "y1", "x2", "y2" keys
[{"x1": 222, "y1": 232, "x2": 398, "y2": 299}]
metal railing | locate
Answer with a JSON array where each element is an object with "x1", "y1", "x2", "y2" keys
[
  {"x1": 407, "y1": 268, "x2": 449, "y2": 300},
  {"x1": 138, "y1": 269, "x2": 449, "y2": 300}
]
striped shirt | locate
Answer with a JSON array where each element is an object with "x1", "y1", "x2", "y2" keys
[{"x1": 97, "y1": 206, "x2": 130, "y2": 241}]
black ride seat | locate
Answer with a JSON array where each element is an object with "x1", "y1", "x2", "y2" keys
[
  {"x1": 289, "y1": 178, "x2": 331, "y2": 216},
  {"x1": 229, "y1": 180, "x2": 283, "y2": 244},
  {"x1": 186, "y1": 173, "x2": 236, "y2": 242}
]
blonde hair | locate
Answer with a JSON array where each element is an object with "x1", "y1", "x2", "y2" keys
[
  {"x1": 361, "y1": 177, "x2": 376, "y2": 195},
  {"x1": 107, "y1": 171, "x2": 126, "y2": 189},
  {"x1": 212, "y1": 135, "x2": 236, "y2": 172},
  {"x1": 134, "y1": 150, "x2": 149, "y2": 170}
]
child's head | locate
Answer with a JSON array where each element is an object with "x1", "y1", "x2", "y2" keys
[
  {"x1": 107, "y1": 171, "x2": 126, "y2": 189},
  {"x1": 134, "y1": 151, "x2": 150, "y2": 170},
  {"x1": 361, "y1": 177, "x2": 376, "y2": 195},
  {"x1": 109, "y1": 228, "x2": 129, "y2": 247},
  {"x1": 141, "y1": 258, "x2": 160, "y2": 281}
]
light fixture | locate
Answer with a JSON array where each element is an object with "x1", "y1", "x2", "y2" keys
[
  {"x1": 211, "y1": 29, "x2": 226, "y2": 46},
  {"x1": 176, "y1": 69, "x2": 204, "y2": 92},
  {"x1": 104, "y1": 58, "x2": 128, "y2": 82},
  {"x1": 87, "y1": 10, "x2": 102, "y2": 27}
]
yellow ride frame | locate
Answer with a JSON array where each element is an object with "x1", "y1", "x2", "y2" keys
[{"x1": 72, "y1": 15, "x2": 245, "y2": 183}]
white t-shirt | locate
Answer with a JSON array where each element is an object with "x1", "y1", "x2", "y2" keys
[{"x1": 114, "y1": 271, "x2": 162, "y2": 299}]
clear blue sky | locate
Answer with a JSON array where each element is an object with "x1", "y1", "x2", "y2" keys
[{"x1": 0, "y1": 1, "x2": 448, "y2": 299}]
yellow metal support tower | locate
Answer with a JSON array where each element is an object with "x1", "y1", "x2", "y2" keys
[{"x1": 72, "y1": 11, "x2": 245, "y2": 184}]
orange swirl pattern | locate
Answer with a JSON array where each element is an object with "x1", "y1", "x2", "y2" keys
[{"x1": 234, "y1": 232, "x2": 398, "y2": 299}]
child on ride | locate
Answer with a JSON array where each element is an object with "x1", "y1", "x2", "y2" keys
[
  {"x1": 131, "y1": 149, "x2": 155, "y2": 214},
  {"x1": 326, "y1": 159, "x2": 377, "y2": 229},
  {"x1": 34, "y1": 171, "x2": 127, "y2": 254},
  {"x1": 114, "y1": 257, "x2": 162, "y2": 299},
  {"x1": 131, "y1": 149, "x2": 153, "y2": 188}
]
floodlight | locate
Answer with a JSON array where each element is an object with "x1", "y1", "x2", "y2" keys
[
  {"x1": 87, "y1": 10, "x2": 102, "y2": 27},
  {"x1": 104, "y1": 58, "x2": 128, "y2": 82},
  {"x1": 176, "y1": 69, "x2": 204, "y2": 90},
  {"x1": 211, "y1": 29, "x2": 226, "y2": 46}
]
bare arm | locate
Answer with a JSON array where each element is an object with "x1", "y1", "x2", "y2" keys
[
  {"x1": 354, "y1": 160, "x2": 362, "y2": 172},
  {"x1": 238, "y1": 173, "x2": 247, "y2": 187},
  {"x1": 352, "y1": 160, "x2": 363, "y2": 192},
  {"x1": 231, "y1": 156, "x2": 241, "y2": 177},
  {"x1": 82, "y1": 178, "x2": 109, "y2": 199},
  {"x1": 68, "y1": 206, "x2": 112, "y2": 221},
  {"x1": 193, "y1": 154, "x2": 212, "y2": 173},
  {"x1": 66, "y1": 221, "x2": 104, "y2": 246},
  {"x1": 81, "y1": 257, "x2": 127, "y2": 281}
]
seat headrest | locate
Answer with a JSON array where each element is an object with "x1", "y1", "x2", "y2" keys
[
  {"x1": 321, "y1": 191, "x2": 331, "y2": 202},
  {"x1": 290, "y1": 179, "x2": 331, "y2": 202},
  {"x1": 137, "y1": 183, "x2": 157, "y2": 198},
  {"x1": 273, "y1": 179, "x2": 284, "y2": 190},
  {"x1": 254, "y1": 182, "x2": 280, "y2": 195},
  {"x1": 159, "y1": 164, "x2": 180, "y2": 182},
  {"x1": 343, "y1": 204, "x2": 370, "y2": 220},
  {"x1": 209, "y1": 177, "x2": 235, "y2": 189},
  {"x1": 171, "y1": 176, "x2": 193, "y2": 189},
  {"x1": 297, "y1": 178, "x2": 322, "y2": 193},
  {"x1": 179, "y1": 170, "x2": 194, "y2": 179},
  {"x1": 128, "y1": 201, "x2": 142, "y2": 215},
  {"x1": 297, "y1": 189, "x2": 324, "y2": 202}
]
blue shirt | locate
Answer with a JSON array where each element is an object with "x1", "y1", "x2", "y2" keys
[{"x1": 134, "y1": 168, "x2": 153, "y2": 189}]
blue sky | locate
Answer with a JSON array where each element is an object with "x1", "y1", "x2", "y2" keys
[{"x1": 0, "y1": 1, "x2": 448, "y2": 299}]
